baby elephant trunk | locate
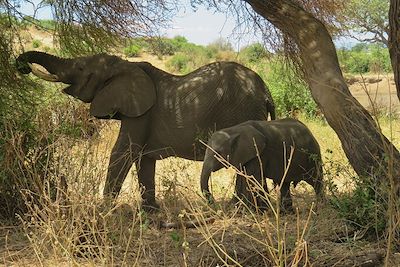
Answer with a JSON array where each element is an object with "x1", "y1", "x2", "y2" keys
[{"x1": 200, "y1": 148, "x2": 220, "y2": 203}]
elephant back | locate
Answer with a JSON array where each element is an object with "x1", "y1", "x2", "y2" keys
[{"x1": 146, "y1": 62, "x2": 275, "y2": 160}]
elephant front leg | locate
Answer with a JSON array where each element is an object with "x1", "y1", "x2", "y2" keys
[
  {"x1": 103, "y1": 115, "x2": 150, "y2": 201},
  {"x1": 233, "y1": 174, "x2": 258, "y2": 209},
  {"x1": 103, "y1": 140, "x2": 143, "y2": 199},
  {"x1": 136, "y1": 156, "x2": 158, "y2": 211},
  {"x1": 234, "y1": 160, "x2": 269, "y2": 211}
]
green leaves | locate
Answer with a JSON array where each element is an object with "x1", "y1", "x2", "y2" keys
[
  {"x1": 337, "y1": 43, "x2": 392, "y2": 73},
  {"x1": 264, "y1": 58, "x2": 318, "y2": 118}
]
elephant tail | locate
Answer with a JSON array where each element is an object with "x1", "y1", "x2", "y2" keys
[{"x1": 267, "y1": 101, "x2": 276, "y2": 120}]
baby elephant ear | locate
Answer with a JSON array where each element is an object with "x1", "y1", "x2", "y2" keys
[
  {"x1": 231, "y1": 125, "x2": 266, "y2": 166},
  {"x1": 90, "y1": 68, "x2": 156, "y2": 119}
]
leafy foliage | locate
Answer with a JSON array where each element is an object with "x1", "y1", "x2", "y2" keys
[
  {"x1": 0, "y1": 14, "x2": 103, "y2": 220},
  {"x1": 207, "y1": 37, "x2": 234, "y2": 52},
  {"x1": 148, "y1": 36, "x2": 190, "y2": 57},
  {"x1": 337, "y1": 43, "x2": 392, "y2": 73},
  {"x1": 239, "y1": 43, "x2": 270, "y2": 63},
  {"x1": 123, "y1": 43, "x2": 142, "y2": 57},
  {"x1": 263, "y1": 58, "x2": 318, "y2": 118},
  {"x1": 166, "y1": 42, "x2": 213, "y2": 73},
  {"x1": 0, "y1": 17, "x2": 47, "y2": 219},
  {"x1": 330, "y1": 176, "x2": 388, "y2": 235},
  {"x1": 340, "y1": 0, "x2": 389, "y2": 45},
  {"x1": 32, "y1": 39, "x2": 42, "y2": 48}
]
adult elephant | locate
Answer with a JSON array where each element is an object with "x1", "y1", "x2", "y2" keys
[{"x1": 16, "y1": 51, "x2": 275, "y2": 211}]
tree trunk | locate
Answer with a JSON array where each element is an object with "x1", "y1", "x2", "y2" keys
[
  {"x1": 389, "y1": 0, "x2": 400, "y2": 100},
  {"x1": 245, "y1": 0, "x2": 400, "y2": 186}
]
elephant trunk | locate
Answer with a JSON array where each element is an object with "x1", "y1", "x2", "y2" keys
[
  {"x1": 16, "y1": 51, "x2": 70, "y2": 81},
  {"x1": 200, "y1": 149, "x2": 219, "y2": 203},
  {"x1": 200, "y1": 166, "x2": 214, "y2": 203}
]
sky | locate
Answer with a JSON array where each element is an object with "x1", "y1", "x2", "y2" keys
[
  {"x1": 19, "y1": 1, "x2": 262, "y2": 49},
  {"x1": 19, "y1": 0, "x2": 355, "y2": 49},
  {"x1": 163, "y1": 4, "x2": 260, "y2": 49}
]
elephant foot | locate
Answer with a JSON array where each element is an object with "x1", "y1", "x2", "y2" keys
[
  {"x1": 280, "y1": 203, "x2": 295, "y2": 214},
  {"x1": 141, "y1": 200, "x2": 160, "y2": 213},
  {"x1": 228, "y1": 196, "x2": 241, "y2": 207},
  {"x1": 255, "y1": 200, "x2": 269, "y2": 212}
]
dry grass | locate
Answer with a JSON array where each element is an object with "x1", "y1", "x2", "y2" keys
[
  {"x1": 3, "y1": 30, "x2": 400, "y2": 264},
  {"x1": 0, "y1": 112, "x2": 399, "y2": 266}
]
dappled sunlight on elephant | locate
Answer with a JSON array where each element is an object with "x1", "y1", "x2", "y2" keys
[
  {"x1": 16, "y1": 51, "x2": 275, "y2": 211},
  {"x1": 200, "y1": 118, "x2": 324, "y2": 213}
]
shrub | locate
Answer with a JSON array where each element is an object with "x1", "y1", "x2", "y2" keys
[
  {"x1": 214, "y1": 50, "x2": 237, "y2": 61},
  {"x1": 239, "y1": 43, "x2": 270, "y2": 63},
  {"x1": 0, "y1": 84, "x2": 46, "y2": 220},
  {"x1": 123, "y1": 43, "x2": 141, "y2": 57},
  {"x1": 0, "y1": 74, "x2": 101, "y2": 221},
  {"x1": 337, "y1": 43, "x2": 392, "y2": 74},
  {"x1": 264, "y1": 58, "x2": 318, "y2": 118},
  {"x1": 32, "y1": 39, "x2": 41, "y2": 48},
  {"x1": 166, "y1": 45, "x2": 212, "y2": 74},
  {"x1": 369, "y1": 44, "x2": 392, "y2": 73},
  {"x1": 207, "y1": 38, "x2": 233, "y2": 54},
  {"x1": 148, "y1": 36, "x2": 189, "y2": 57},
  {"x1": 166, "y1": 53, "x2": 191, "y2": 73},
  {"x1": 330, "y1": 175, "x2": 388, "y2": 236},
  {"x1": 170, "y1": 35, "x2": 190, "y2": 51},
  {"x1": 36, "y1": 19, "x2": 56, "y2": 30}
]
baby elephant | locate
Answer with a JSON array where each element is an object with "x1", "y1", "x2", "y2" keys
[{"x1": 200, "y1": 118, "x2": 324, "y2": 212}]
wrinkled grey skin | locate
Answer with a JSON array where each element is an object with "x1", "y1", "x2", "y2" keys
[
  {"x1": 16, "y1": 51, "x2": 275, "y2": 211},
  {"x1": 200, "y1": 118, "x2": 324, "y2": 212}
]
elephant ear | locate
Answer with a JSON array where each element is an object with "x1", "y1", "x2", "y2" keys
[
  {"x1": 90, "y1": 68, "x2": 155, "y2": 119},
  {"x1": 230, "y1": 125, "x2": 266, "y2": 167}
]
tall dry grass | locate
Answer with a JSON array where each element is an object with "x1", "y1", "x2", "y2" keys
[{"x1": 1, "y1": 87, "x2": 399, "y2": 266}]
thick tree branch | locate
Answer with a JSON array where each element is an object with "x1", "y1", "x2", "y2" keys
[
  {"x1": 389, "y1": 0, "x2": 400, "y2": 99},
  {"x1": 245, "y1": 0, "x2": 400, "y2": 187}
]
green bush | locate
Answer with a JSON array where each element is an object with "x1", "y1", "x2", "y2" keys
[
  {"x1": 369, "y1": 44, "x2": 392, "y2": 72},
  {"x1": 166, "y1": 45, "x2": 212, "y2": 74},
  {"x1": 206, "y1": 38, "x2": 233, "y2": 57},
  {"x1": 32, "y1": 39, "x2": 41, "y2": 48},
  {"x1": 170, "y1": 36, "x2": 190, "y2": 51},
  {"x1": 264, "y1": 58, "x2": 318, "y2": 118},
  {"x1": 123, "y1": 43, "x2": 141, "y2": 57},
  {"x1": 239, "y1": 43, "x2": 270, "y2": 63},
  {"x1": 36, "y1": 19, "x2": 56, "y2": 30},
  {"x1": 0, "y1": 75, "x2": 47, "y2": 220},
  {"x1": 337, "y1": 43, "x2": 392, "y2": 73},
  {"x1": 330, "y1": 176, "x2": 388, "y2": 235},
  {"x1": 149, "y1": 36, "x2": 190, "y2": 57},
  {"x1": 166, "y1": 53, "x2": 191, "y2": 73}
]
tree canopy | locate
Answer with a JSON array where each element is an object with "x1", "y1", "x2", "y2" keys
[{"x1": 340, "y1": 0, "x2": 390, "y2": 46}]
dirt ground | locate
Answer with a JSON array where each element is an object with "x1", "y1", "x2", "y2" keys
[{"x1": 346, "y1": 74, "x2": 400, "y2": 116}]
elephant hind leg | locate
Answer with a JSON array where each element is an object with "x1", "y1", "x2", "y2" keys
[
  {"x1": 305, "y1": 166, "x2": 325, "y2": 203},
  {"x1": 136, "y1": 156, "x2": 159, "y2": 212},
  {"x1": 280, "y1": 182, "x2": 294, "y2": 214},
  {"x1": 232, "y1": 174, "x2": 249, "y2": 204},
  {"x1": 309, "y1": 173, "x2": 326, "y2": 210}
]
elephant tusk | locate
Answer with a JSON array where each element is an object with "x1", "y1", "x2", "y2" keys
[{"x1": 28, "y1": 63, "x2": 59, "y2": 82}]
